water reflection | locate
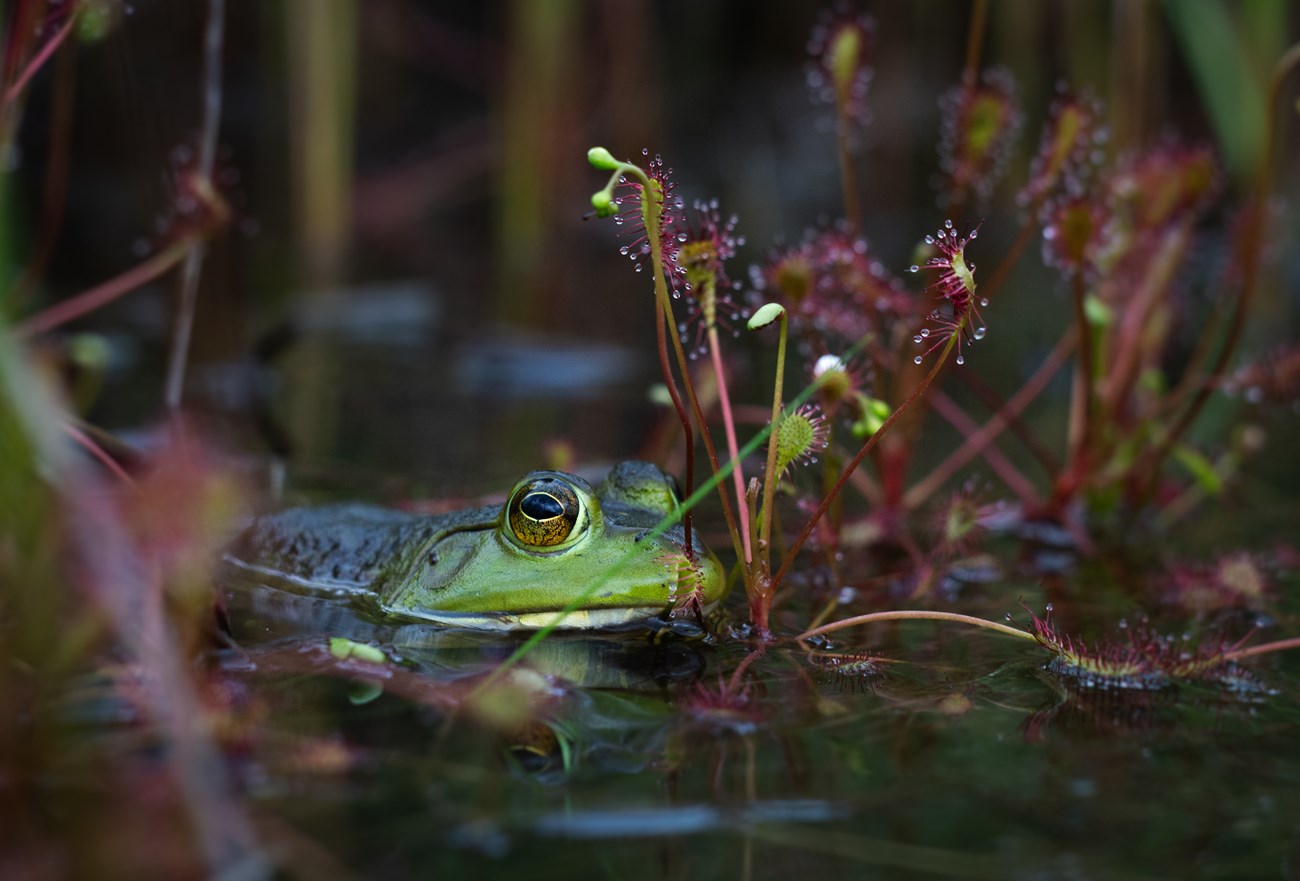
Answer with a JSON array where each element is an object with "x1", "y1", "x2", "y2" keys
[{"x1": 209, "y1": 571, "x2": 1300, "y2": 880}]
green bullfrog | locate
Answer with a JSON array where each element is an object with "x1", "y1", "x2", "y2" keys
[{"x1": 225, "y1": 461, "x2": 726, "y2": 631}]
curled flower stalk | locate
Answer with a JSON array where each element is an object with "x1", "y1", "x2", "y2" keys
[{"x1": 588, "y1": 147, "x2": 745, "y2": 569}]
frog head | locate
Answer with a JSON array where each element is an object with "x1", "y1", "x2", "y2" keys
[{"x1": 381, "y1": 461, "x2": 728, "y2": 630}]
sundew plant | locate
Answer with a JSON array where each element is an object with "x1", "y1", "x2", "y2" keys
[{"x1": 582, "y1": 4, "x2": 1300, "y2": 686}]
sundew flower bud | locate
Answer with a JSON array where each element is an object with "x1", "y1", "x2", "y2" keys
[
  {"x1": 937, "y1": 68, "x2": 1023, "y2": 208},
  {"x1": 812, "y1": 352, "x2": 872, "y2": 420},
  {"x1": 771, "y1": 404, "x2": 830, "y2": 476},
  {"x1": 850, "y1": 395, "x2": 891, "y2": 439},
  {"x1": 813, "y1": 353, "x2": 852, "y2": 402},
  {"x1": 806, "y1": 5, "x2": 876, "y2": 141},
  {"x1": 909, "y1": 220, "x2": 984, "y2": 365},
  {"x1": 586, "y1": 146, "x2": 620, "y2": 171},
  {"x1": 1019, "y1": 86, "x2": 1107, "y2": 208}
]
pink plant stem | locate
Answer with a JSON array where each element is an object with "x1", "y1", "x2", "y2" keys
[
  {"x1": 727, "y1": 645, "x2": 767, "y2": 695},
  {"x1": 797, "y1": 609, "x2": 1035, "y2": 644},
  {"x1": 1, "y1": 9, "x2": 77, "y2": 107},
  {"x1": 709, "y1": 325, "x2": 751, "y2": 562},
  {"x1": 1223, "y1": 637, "x2": 1300, "y2": 663},
  {"x1": 62, "y1": 422, "x2": 138, "y2": 491},
  {"x1": 904, "y1": 328, "x2": 1075, "y2": 508},
  {"x1": 14, "y1": 241, "x2": 191, "y2": 338}
]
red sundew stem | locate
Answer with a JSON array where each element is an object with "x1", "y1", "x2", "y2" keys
[
  {"x1": 1223, "y1": 636, "x2": 1300, "y2": 663},
  {"x1": 61, "y1": 421, "x2": 139, "y2": 492},
  {"x1": 796, "y1": 609, "x2": 1035, "y2": 644},
  {"x1": 962, "y1": 0, "x2": 989, "y2": 86},
  {"x1": 14, "y1": 241, "x2": 192, "y2": 338},
  {"x1": 624, "y1": 166, "x2": 693, "y2": 549},
  {"x1": 727, "y1": 644, "x2": 767, "y2": 695},
  {"x1": 709, "y1": 324, "x2": 751, "y2": 563},
  {"x1": 10, "y1": 40, "x2": 76, "y2": 311},
  {"x1": 627, "y1": 163, "x2": 744, "y2": 569},
  {"x1": 1070, "y1": 270, "x2": 1095, "y2": 460},
  {"x1": 647, "y1": 217, "x2": 696, "y2": 554},
  {"x1": 164, "y1": 0, "x2": 226, "y2": 412},
  {"x1": 834, "y1": 112, "x2": 861, "y2": 236},
  {"x1": 1, "y1": 8, "x2": 77, "y2": 107},
  {"x1": 662, "y1": 275, "x2": 746, "y2": 571},
  {"x1": 1142, "y1": 43, "x2": 1300, "y2": 494},
  {"x1": 769, "y1": 324, "x2": 962, "y2": 595}
]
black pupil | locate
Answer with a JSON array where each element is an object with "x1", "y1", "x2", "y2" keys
[{"x1": 521, "y1": 492, "x2": 564, "y2": 521}]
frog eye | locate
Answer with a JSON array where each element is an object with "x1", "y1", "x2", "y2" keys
[{"x1": 507, "y1": 476, "x2": 585, "y2": 548}]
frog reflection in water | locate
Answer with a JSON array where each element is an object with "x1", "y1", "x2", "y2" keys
[{"x1": 228, "y1": 461, "x2": 727, "y2": 631}]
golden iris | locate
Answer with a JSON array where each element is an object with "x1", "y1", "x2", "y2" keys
[{"x1": 507, "y1": 477, "x2": 582, "y2": 548}]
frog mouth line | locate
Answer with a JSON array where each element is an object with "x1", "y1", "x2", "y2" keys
[{"x1": 382, "y1": 603, "x2": 721, "y2": 632}]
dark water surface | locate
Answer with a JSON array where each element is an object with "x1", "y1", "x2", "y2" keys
[{"x1": 216, "y1": 566, "x2": 1300, "y2": 881}]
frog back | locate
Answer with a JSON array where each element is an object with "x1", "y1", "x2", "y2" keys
[{"x1": 228, "y1": 503, "x2": 498, "y2": 591}]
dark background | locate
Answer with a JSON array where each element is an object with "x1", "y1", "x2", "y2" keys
[{"x1": 10, "y1": 0, "x2": 1299, "y2": 506}]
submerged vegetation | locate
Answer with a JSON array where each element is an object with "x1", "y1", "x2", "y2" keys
[{"x1": 2, "y1": 2, "x2": 1299, "y2": 878}]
